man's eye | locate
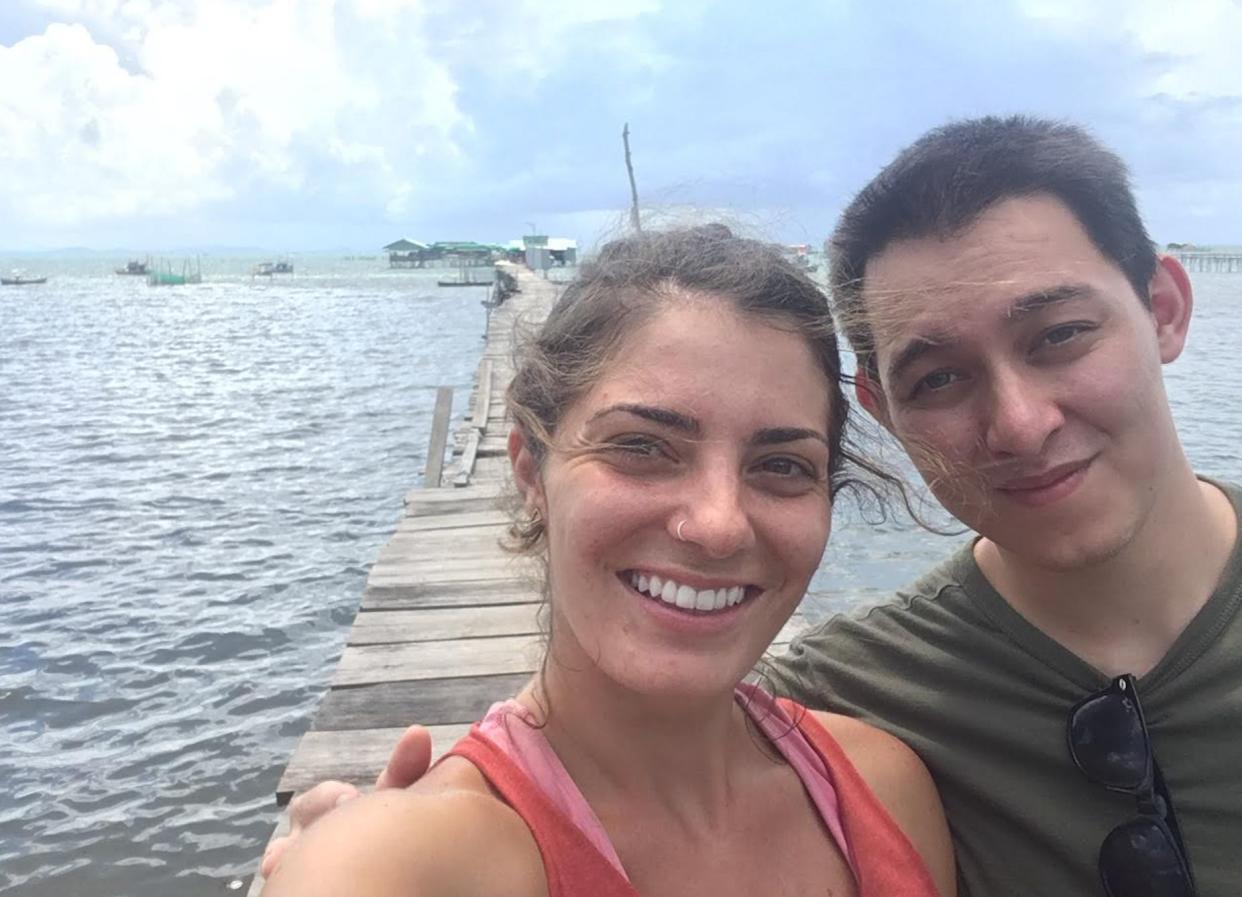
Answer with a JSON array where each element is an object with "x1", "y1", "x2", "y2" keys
[
  {"x1": 912, "y1": 370, "x2": 961, "y2": 396},
  {"x1": 1042, "y1": 323, "x2": 1092, "y2": 347}
]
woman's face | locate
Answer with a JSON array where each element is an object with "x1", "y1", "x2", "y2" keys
[{"x1": 516, "y1": 295, "x2": 835, "y2": 701}]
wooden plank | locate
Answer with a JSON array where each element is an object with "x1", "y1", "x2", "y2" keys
[
  {"x1": 369, "y1": 556, "x2": 535, "y2": 577},
  {"x1": 391, "y1": 509, "x2": 511, "y2": 532},
  {"x1": 422, "y1": 386, "x2": 454, "y2": 488},
  {"x1": 367, "y1": 568, "x2": 535, "y2": 591},
  {"x1": 276, "y1": 724, "x2": 472, "y2": 802},
  {"x1": 362, "y1": 583, "x2": 539, "y2": 611},
  {"x1": 452, "y1": 428, "x2": 482, "y2": 487},
  {"x1": 332, "y1": 634, "x2": 543, "y2": 686},
  {"x1": 348, "y1": 604, "x2": 541, "y2": 644},
  {"x1": 471, "y1": 358, "x2": 493, "y2": 429},
  {"x1": 313, "y1": 672, "x2": 532, "y2": 730},
  {"x1": 404, "y1": 481, "x2": 505, "y2": 511}
]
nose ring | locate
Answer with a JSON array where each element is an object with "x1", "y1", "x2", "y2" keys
[{"x1": 676, "y1": 519, "x2": 687, "y2": 542}]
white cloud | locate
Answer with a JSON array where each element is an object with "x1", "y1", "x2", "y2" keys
[
  {"x1": 1016, "y1": 0, "x2": 1242, "y2": 101},
  {"x1": 1, "y1": 0, "x2": 471, "y2": 230}
]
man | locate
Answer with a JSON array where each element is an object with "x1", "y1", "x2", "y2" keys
[{"x1": 265, "y1": 117, "x2": 1242, "y2": 896}]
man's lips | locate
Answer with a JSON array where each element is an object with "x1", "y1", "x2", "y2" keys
[{"x1": 994, "y1": 458, "x2": 1093, "y2": 494}]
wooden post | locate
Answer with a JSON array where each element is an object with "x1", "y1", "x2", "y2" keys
[
  {"x1": 424, "y1": 387, "x2": 454, "y2": 487},
  {"x1": 623, "y1": 122, "x2": 641, "y2": 232}
]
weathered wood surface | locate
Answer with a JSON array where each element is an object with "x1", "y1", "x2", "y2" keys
[{"x1": 423, "y1": 386, "x2": 454, "y2": 487}]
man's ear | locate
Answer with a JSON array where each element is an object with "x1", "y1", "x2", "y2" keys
[
  {"x1": 1149, "y1": 255, "x2": 1193, "y2": 364},
  {"x1": 854, "y1": 366, "x2": 894, "y2": 432},
  {"x1": 508, "y1": 426, "x2": 545, "y2": 514}
]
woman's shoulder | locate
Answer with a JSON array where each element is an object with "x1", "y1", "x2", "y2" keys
[
  {"x1": 262, "y1": 756, "x2": 547, "y2": 897},
  {"x1": 803, "y1": 709, "x2": 931, "y2": 790},
  {"x1": 804, "y1": 710, "x2": 956, "y2": 897}
]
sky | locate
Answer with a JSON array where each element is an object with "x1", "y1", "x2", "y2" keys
[{"x1": 1, "y1": 0, "x2": 1240, "y2": 252}]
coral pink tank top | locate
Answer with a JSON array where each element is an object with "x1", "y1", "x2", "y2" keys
[{"x1": 443, "y1": 685, "x2": 941, "y2": 897}]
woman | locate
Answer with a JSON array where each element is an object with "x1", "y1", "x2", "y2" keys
[{"x1": 263, "y1": 225, "x2": 955, "y2": 897}]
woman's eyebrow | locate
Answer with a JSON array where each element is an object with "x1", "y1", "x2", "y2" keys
[
  {"x1": 586, "y1": 403, "x2": 700, "y2": 434},
  {"x1": 751, "y1": 427, "x2": 830, "y2": 447}
]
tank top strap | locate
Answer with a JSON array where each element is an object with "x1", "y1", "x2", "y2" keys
[
  {"x1": 475, "y1": 700, "x2": 629, "y2": 878},
  {"x1": 773, "y1": 696, "x2": 942, "y2": 897},
  {"x1": 442, "y1": 724, "x2": 637, "y2": 897},
  {"x1": 733, "y1": 683, "x2": 856, "y2": 872}
]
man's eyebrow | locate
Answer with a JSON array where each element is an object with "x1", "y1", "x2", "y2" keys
[
  {"x1": 884, "y1": 284, "x2": 1100, "y2": 384},
  {"x1": 586, "y1": 404, "x2": 700, "y2": 434},
  {"x1": 752, "y1": 427, "x2": 830, "y2": 447},
  {"x1": 1008, "y1": 283, "x2": 1097, "y2": 316},
  {"x1": 886, "y1": 336, "x2": 947, "y2": 386}
]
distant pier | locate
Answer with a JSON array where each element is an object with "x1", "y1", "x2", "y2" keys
[
  {"x1": 1171, "y1": 250, "x2": 1242, "y2": 273},
  {"x1": 244, "y1": 264, "x2": 808, "y2": 894}
]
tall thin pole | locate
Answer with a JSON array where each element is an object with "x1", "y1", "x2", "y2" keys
[{"x1": 622, "y1": 123, "x2": 641, "y2": 232}]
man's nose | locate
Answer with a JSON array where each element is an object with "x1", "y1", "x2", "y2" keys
[{"x1": 982, "y1": 369, "x2": 1064, "y2": 458}]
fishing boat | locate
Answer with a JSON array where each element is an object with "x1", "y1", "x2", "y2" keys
[
  {"x1": 252, "y1": 259, "x2": 293, "y2": 277},
  {"x1": 782, "y1": 244, "x2": 819, "y2": 274},
  {"x1": 2, "y1": 270, "x2": 48, "y2": 286},
  {"x1": 115, "y1": 258, "x2": 150, "y2": 276}
]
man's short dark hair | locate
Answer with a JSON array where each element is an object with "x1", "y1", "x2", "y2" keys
[{"x1": 829, "y1": 115, "x2": 1158, "y2": 373}]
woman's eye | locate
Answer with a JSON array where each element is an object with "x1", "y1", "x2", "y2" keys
[
  {"x1": 605, "y1": 435, "x2": 665, "y2": 458},
  {"x1": 757, "y1": 456, "x2": 817, "y2": 479}
]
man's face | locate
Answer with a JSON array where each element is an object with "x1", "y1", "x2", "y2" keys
[{"x1": 861, "y1": 194, "x2": 1189, "y2": 569}]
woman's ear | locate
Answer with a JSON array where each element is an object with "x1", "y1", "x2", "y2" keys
[{"x1": 508, "y1": 427, "x2": 545, "y2": 514}]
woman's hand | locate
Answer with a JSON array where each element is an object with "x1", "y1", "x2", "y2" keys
[{"x1": 259, "y1": 724, "x2": 433, "y2": 877}]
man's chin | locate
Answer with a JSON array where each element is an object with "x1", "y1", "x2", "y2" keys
[{"x1": 984, "y1": 522, "x2": 1135, "y2": 573}]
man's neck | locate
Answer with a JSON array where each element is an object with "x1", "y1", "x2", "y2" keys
[{"x1": 974, "y1": 474, "x2": 1237, "y2": 678}]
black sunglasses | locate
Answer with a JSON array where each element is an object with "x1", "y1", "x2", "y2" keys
[{"x1": 1067, "y1": 675, "x2": 1196, "y2": 897}]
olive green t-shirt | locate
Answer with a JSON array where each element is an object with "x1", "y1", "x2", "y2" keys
[{"x1": 769, "y1": 484, "x2": 1242, "y2": 897}]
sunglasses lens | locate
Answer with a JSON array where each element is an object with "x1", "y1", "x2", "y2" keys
[
  {"x1": 1069, "y1": 691, "x2": 1149, "y2": 790},
  {"x1": 1100, "y1": 818, "x2": 1194, "y2": 897}
]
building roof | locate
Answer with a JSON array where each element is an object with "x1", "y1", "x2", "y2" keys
[
  {"x1": 432, "y1": 241, "x2": 495, "y2": 253},
  {"x1": 383, "y1": 238, "x2": 428, "y2": 251}
]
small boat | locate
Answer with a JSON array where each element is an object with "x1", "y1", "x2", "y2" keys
[
  {"x1": 782, "y1": 245, "x2": 819, "y2": 274},
  {"x1": 115, "y1": 258, "x2": 150, "y2": 276},
  {"x1": 2, "y1": 270, "x2": 48, "y2": 286},
  {"x1": 252, "y1": 260, "x2": 293, "y2": 277}
]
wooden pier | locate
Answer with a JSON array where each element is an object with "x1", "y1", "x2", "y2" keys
[
  {"x1": 1171, "y1": 250, "x2": 1242, "y2": 273},
  {"x1": 245, "y1": 264, "x2": 808, "y2": 894}
]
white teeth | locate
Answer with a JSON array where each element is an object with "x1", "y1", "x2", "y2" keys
[
  {"x1": 627, "y1": 571, "x2": 750, "y2": 614},
  {"x1": 675, "y1": 584, "x2": 697, "y2": 609}
]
